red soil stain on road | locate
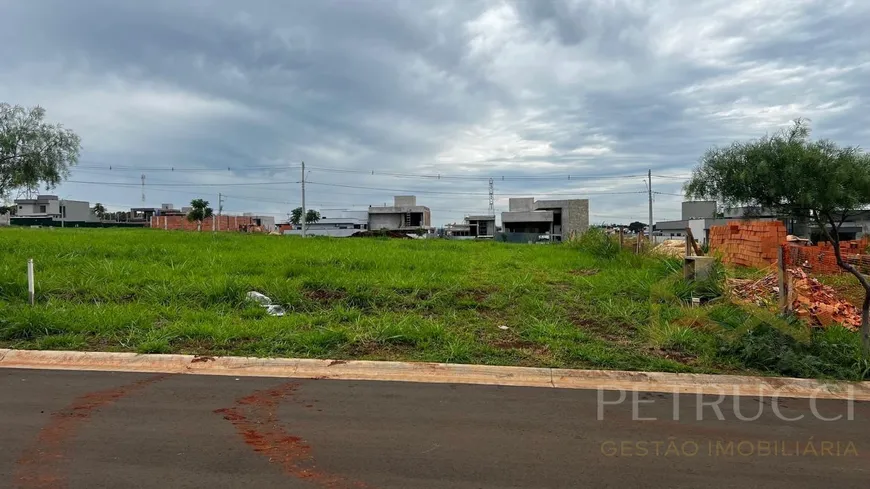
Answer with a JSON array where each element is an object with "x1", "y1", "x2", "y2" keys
[
  {"x1": 215, "y1": 383, "x2": 369, "y2": 488},
  {"x1": 13, "y1": 374, "x2": 168, "y2": 489}
]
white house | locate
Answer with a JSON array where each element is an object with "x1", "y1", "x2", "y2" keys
[{"x1": 14, "y1": 195, "x2": 96, "y2": 223}]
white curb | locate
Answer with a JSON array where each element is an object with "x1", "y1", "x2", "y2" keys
[{"x1": 1, "y1": 349, "x2": 868, "y2": 400}]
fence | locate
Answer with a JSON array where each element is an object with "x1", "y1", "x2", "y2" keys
[{"x1": 150, "y1": 215, "x2": 260, "y2": 232}]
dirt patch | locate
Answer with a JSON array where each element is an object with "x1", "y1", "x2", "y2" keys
[
  {"x1": 489, "y1": 338, "x2": 540, "y2": 350},
  {"x1": 568, "y1": 268, "x2": 600, "y2": 276},
  {"x1": 570, "y1": 313, "x2": 636, "y2": 345},
  {"x1": 342, "y1": 341, "x2": 414, "y2": 360},
  {"x1": 304, "y1": 289, "x2": 347, "y2": 304},
  {"x1": 648, "y1": 347, "x2": 698, "y2": 365},
  {"x1": 454, "y1": 288, "x2": 493, "y2": 305},
  {"x1": 327, "y1": 360, "x2": 348, "y2": 367}
]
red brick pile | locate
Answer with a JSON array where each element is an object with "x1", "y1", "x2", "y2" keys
[
  {"x1": 150, "y1": 215, "x2": 258, "y2": 232},
  {"x1": 784, "y1": 238, "x2": 870, "y2": 274},
  {"x1": 729, "y1": 268, "x2": 861, "y2": 330},
  {"x1": 709, "y1": 221, "x2": 786, "y2": 268},
  {"x1": 789, "y1": 268, "x2": 860, "y2": 330}
]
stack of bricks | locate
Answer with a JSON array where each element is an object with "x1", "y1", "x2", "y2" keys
[
  {"x1": 149, "y1": 215, "x2": 257, "y2": 232},
  {"x1": 709, "y1": 220, "x2": 787, "y2": 268},
  {"x1": 784, "y1": 238, "x2": 870, "y2": 274}
]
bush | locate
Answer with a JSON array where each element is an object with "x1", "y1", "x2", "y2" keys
[{"x1": 572, "y1": 228, "x2": 620, "y2": 259}]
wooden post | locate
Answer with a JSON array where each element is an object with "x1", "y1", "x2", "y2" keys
[
  {"x1": 778, "y1": 246, "x2": 788, "y2": 313},
  {"x1": 685, "y1": 227, "x2": 703, "y2": 256},
  {"x1": 618, "y1": 227, "x2": 624, "y2": 249}
]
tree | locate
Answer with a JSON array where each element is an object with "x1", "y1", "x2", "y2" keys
[
  {"x1": 628, "y1": 221, "x2": 646, "y2": 234},
  {"x1": 290, "y1": 207, "x2": 302, "y2": 225},
  {"x1": 0, "y1": 205, "x2": 15, "y2": 216},
  {"x1": 92, "y1": 203, "x2": 106, "y2": 221},
  {"x1": 0, "y1": 104, "x2": 81, "y2": 198},
  {"x1": 186, "y1": 199, "x2": 213, "y2": 231},
  {"x1": 685, "y1": 119, "x2": 870, "y2": 353},
  {"x1": 290, "y1": 207, "x2": 321, "y2": 225}
]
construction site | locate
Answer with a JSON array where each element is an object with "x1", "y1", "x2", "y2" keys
[{"x1": 653, "y1": 219, "x2": 868, "y2": 335}]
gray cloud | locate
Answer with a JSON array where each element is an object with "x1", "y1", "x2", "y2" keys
[{"x1": 1, "y1": 0, "x2": 868, "y2": 225}]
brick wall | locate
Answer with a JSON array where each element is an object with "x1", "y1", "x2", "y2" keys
[
  {"x1": 784, "y1": 238, "x2": 870, "y2": 274},
  {"x1": 709, "y1": 220, "x2": 786, "y2": 268},
  {"x1": 149, "y1": 215, "x2": 259, "y2": 232}
]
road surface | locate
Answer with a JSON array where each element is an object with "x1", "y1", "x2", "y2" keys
[{"x1": 0, "y1": 368, "x2": 867, "y2": 488}]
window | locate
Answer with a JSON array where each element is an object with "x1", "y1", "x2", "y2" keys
[
  {"x1": 61, "y1": 206, "x2": 66, "y2": 218},
  {"x1": 39, "y1": 205, "x2": 46, "y2": 213}
]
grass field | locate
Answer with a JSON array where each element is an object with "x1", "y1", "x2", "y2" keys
[{"x1": 0, "y1": 228, "x2": 867, "y2": 380}]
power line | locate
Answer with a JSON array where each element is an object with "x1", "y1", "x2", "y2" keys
[
  {"x1": 66, "y1": 179, "x2": 300, "y2": 187},
  {"x1": 74, "y1": 164, "x2": 301, "y2": 173},
  {"x1": 72, "y1": 163, "x2": 653, "y2": 182},
  {"x1": 305, "y1": 181, "x2": 647, "y2": 197}
]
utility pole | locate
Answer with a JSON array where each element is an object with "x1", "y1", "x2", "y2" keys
[
  {"x1": 488, "y1": 178, "x2": 495, "y2": 216},
  {"x1": 648, "y1": 169, "x2": 653, "y2": 240},
  {"x1": 217, "y1": 193, "x2": 225, "y2": 233},
  {"x1": 301, "y1": 161, "x2": 306, "y2": 237}
]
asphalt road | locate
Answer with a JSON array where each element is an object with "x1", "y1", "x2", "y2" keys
[{"x1": 0, "y1": 369, "x2": 867, "y2": 488}]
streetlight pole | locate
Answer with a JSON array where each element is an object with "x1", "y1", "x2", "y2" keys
[
  {"x1": 648, "y1": 169, "x2": 653, "y2": 239},
  {"x1": 301, "y1": 161, "x2": 306, "y2": 238}
]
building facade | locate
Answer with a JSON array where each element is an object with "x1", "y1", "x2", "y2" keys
[
  {"x1": 500, "y1": 197, "x2": 589, "y2": 241},
  {"x1": 464, "y1": 215, "x2": 496, "y2": 238},
  {"x1": 368, "y1": 196, "x2": 431, "y2": 231},
  {"x1": 13, "y1": 195, "x2": 96, "y2": 225},
  {"x1": 283, "y1": 210, "x2": 368, "y2": 237}
]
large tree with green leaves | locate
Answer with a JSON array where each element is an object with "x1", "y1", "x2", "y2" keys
[
  {"x1": 0, "y1": 104, "x2": 81, "y2": 198},
  {"x1": 186, "y1": 199, "x2": 213, "y2": 231},
  {"x1": 685, "y1": 119, "x2": 870, "y2": 352},
  {"x1": 289, "y1": 207, "x2": 321, "y2": 225}
]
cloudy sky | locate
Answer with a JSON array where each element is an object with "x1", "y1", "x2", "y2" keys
[{"x1": 3, "y1": 0, "x2": 869, "y2": 225}]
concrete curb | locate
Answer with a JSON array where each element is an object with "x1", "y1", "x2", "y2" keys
[{"x1": 1, "y1": 349, "x2": 868, "y2": 400}]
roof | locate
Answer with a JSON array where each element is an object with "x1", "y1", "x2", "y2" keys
[
  {"x1": 368, "y1": 206, "x2": 430, "y2": 213},
  {"x1": 655, "y1": 220, "x2": 688, "y2": 230}
]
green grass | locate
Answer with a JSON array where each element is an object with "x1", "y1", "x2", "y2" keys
[{"x1": 0, "y1": 227, "x2": 866, "y2": 379}]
